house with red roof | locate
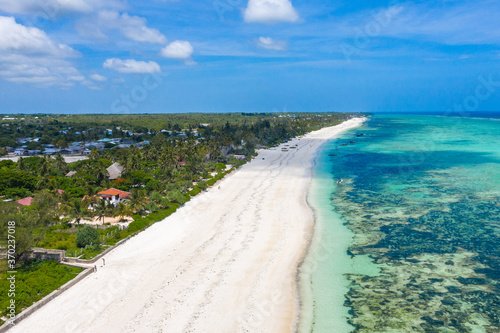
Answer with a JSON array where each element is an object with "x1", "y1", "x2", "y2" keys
[
  {"x1": 97, "y1": 188, "x2": 131, "y2": 206},
  {"x1": 17, "y1": 197, "x2": 33, "y2": 206},
  {"x1": 17, "y1": 189, "x2": 65, "y2": 207}
]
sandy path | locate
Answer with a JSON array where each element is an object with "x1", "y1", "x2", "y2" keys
[
  {"x1": 0, "y1": 155, "x2": 88, "y2": 163},
  {"x1": 9, "y1": 118, "x2": 364, "y2": 333}
]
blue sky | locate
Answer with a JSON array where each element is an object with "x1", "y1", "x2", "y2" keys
[{"x1": 0, "y1": 0, "x2": 499, "y2": 114}]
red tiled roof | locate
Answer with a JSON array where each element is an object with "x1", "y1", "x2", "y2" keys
[
  {"x1": 17, "y1": 197, "x2": 33, "y2": 206},
  {"x1": 97, "y1": 188, "x2": 131, "y2": 199}
]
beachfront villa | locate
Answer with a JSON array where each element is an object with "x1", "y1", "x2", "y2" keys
[{"x1": 97, "y1": 188, "x2": 131, "y2": 206}]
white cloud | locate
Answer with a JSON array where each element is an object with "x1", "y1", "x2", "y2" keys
[
  {"x1": 244, "y1": 0, "x2": 299, "y2": 24},
  {"x1": 100, "y1": 11, "x2": 167, "y2": 43},
  {"x1": 103, "y1": 58, "x2": 161, "y2": 73},
  {"x1": 256, "y1": 37, "x2": 287, "y2": 50},
  {"x1": 90, "y1": 73, "x2": 106, "y2": 81},
  {"x1": 160, "y1": 40, "x2": 194, "y2": 60},
  {"x1": 0, "y1": 16, "x2": 78, "y2": 57},
  {"x1": 0, "y1": 16, "x2": 83, "y2": 86},
  {"x1": 0, "y1": 0, "x2": 125, "y2": 16},
  {"x1": 77, "y1": 10, "x2": 167, "y2": 44},
  {"x1": 0, "y1": 56, "x2": 83, "y2": 86}
]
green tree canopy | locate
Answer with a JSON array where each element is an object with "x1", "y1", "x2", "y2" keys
[{"x1": 75, "y1": 226, "x2": 100, "y2": 248}]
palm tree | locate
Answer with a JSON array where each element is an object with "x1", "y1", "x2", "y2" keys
[
  {"x1": 36, "y1": 177, "x2": 57, "y2": 191},
  {"x1": 149, "y1": 191, "x2": 163, "y2": 205},
  {"x1": 83, "y1": 186, "x2": 98, "y2": 211},
  {"x1": 145, "y1": 201, "x2": 158, "y2": 213},
  {"x1": 94, "y1": 199, "x2": 110, "y2": 224},
  {"x1": 163, "y1": 148, "x2": 182, "y2": 182},
  {"x1": 69, "y1": 199, "x2": 89, "y2": 225},
  {"x1": 54, "y1": 153, "x2": 68, "y2": 173},
  {"x1": 125, "y1": 153, "x2": 140, "y2": 171},
  {"x1": 90, "y1": 148, "x2": 99, "y2": 160},
  {"x1": 129, "y1": 189, "x2": 146, "y2": 214},
  {"x1": 17, "y1": 157, "x2": 26, "y2": 171},
  {"x1": 39, "y1": 155, "x2": 52, "y2": 177},
  {"x1": 114, "y1": 202, "x2": 132, "y2": 221},
  {"x1": 59, "y1": 190, "x2": 72, "y2": 215},
  {"x1": 143, "y1": 145, "x2": 160, "y2": 163},
  {"x1": 95, "y1": 164, "x2": 108, "y2": 183}
]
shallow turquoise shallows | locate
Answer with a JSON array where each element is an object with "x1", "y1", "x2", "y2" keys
[{"x1": 299, "y1": 114, "x2": 500, "y2": 333}]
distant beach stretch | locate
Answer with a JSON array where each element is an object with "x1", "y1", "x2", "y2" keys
[{"x1": 9, "y1": 118, "x2": 365, "y2": 333}]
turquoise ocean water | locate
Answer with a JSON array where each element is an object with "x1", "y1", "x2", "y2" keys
[{"x1": 299, "y1": 114, "x2": 500, "y2": 333}]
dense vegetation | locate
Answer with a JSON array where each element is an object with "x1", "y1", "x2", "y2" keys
[
  {"x1": 0, "y1": 113, "x2": 362, "y2": 202},
  {"x1": 0, "y1": 259, "x2": 82, "y2": 318},
  {"x1": 0, "y1": 113, "x2": 360, "y2": 151}
]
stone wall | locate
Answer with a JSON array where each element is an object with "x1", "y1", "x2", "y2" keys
[{"x1": 29, "y1": 248, "x2": 65, "y2": 262}]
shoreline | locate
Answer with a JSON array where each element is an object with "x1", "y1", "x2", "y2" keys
[
  {"x1": 8, "y1": 118, "x2": 365, "y2": 333},
  {"x1": 296, "y1": 118, "x2": 366, "y2": 333}
]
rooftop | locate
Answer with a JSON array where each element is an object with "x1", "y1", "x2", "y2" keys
[
  {"x1": 97, "y1": 188, "x2": 131, "y2": 199},
  {"x1": 17, "y1": 197, "x2": 33, "y2": 206}
]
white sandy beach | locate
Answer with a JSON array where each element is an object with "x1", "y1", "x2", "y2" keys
[{"x1": 9, "y1": 118, "x2": 364, "y2": 333}]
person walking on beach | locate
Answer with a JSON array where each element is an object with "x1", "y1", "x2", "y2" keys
[
  {"x1": 102, "y1": 258, "x2": 105, "y2": 266},
  {"x1": 93, "y1": 265, "x2": 97, "y2": 273}
]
